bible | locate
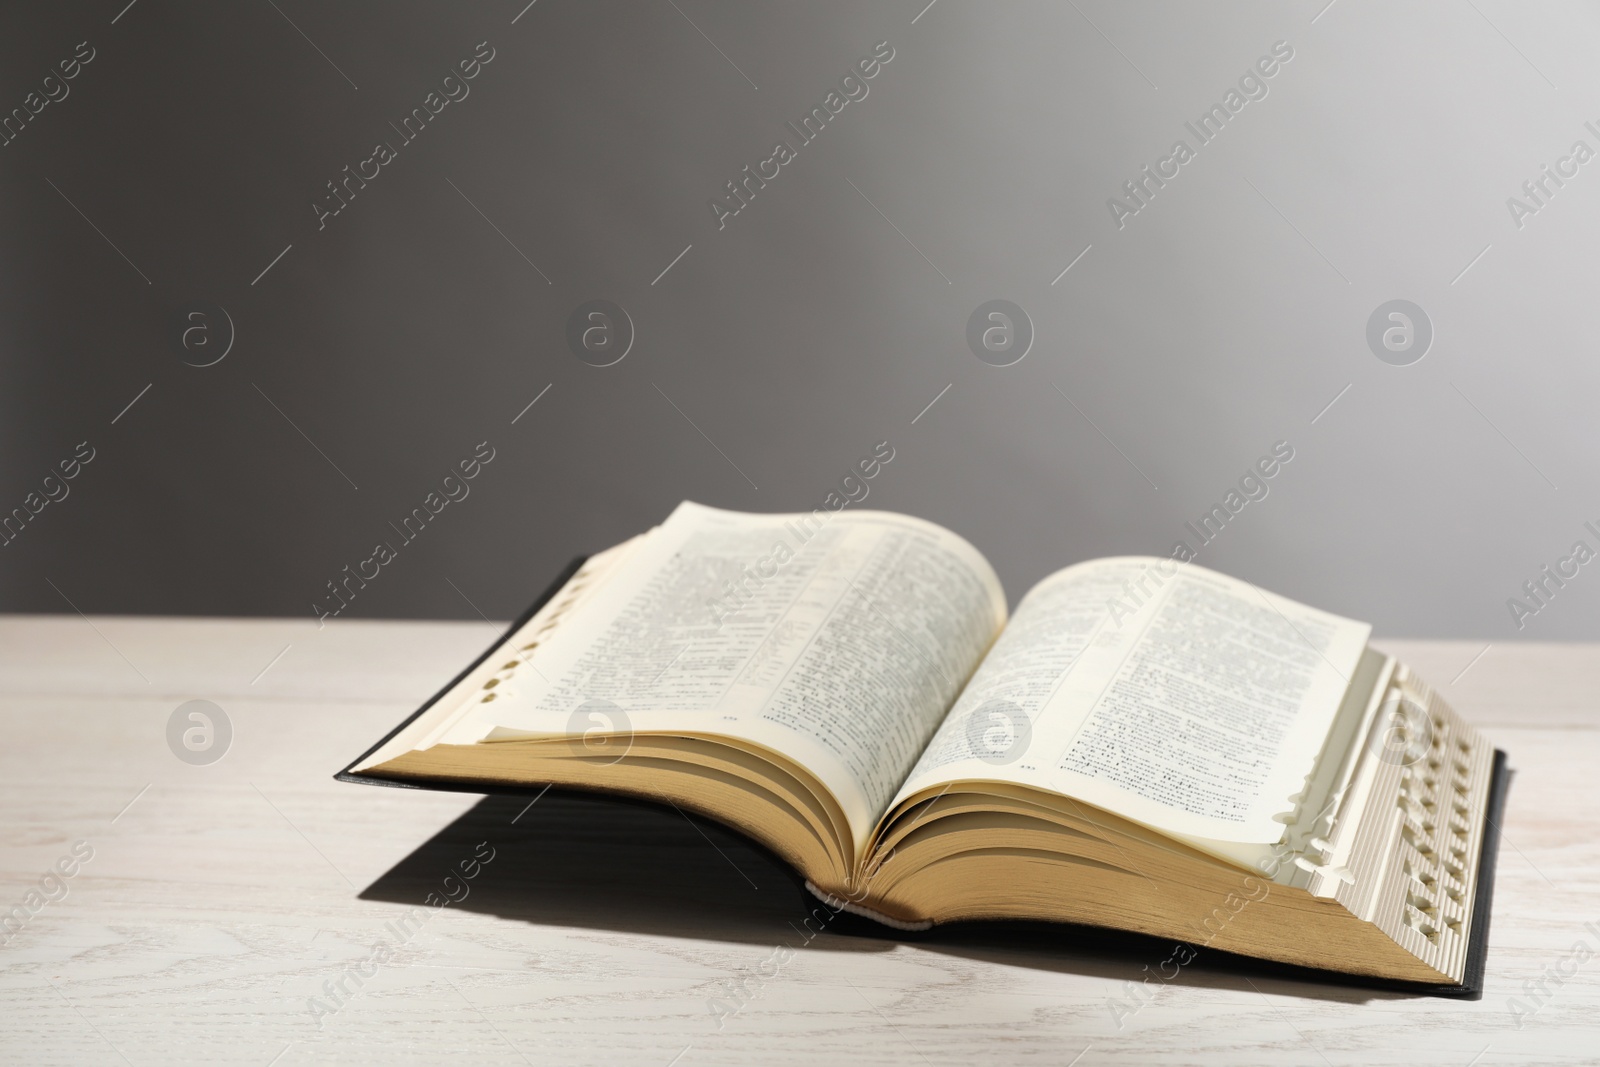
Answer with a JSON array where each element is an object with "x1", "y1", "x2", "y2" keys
[{"x1": 339, "y1": 501, "x2": 1509, "y2": 993}]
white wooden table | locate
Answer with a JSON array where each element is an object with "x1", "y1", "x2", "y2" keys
[{"x1": 2, "y1": 616, "x2": 1596, "y2": 1065}]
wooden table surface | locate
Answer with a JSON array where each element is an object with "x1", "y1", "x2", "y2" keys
[{"x1": 2, "y1": 615, "x2": 1596, "y2": 1065}]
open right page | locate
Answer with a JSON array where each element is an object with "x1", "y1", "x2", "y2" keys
[{"x1": 890, "y1": 556, "x2": 1371, "y2": 847}]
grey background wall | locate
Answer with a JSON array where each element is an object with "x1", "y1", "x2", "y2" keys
[{"x1": 2, "y1": 0, "x2": 1598, "y2": 640}]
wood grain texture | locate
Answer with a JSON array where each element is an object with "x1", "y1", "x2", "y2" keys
[{"x1": 1, "y1": 616, "x2": 1596, "y2": 1065}]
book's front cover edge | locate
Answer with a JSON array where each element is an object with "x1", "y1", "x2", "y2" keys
[
  {"x1": 333, "y1": 555, "x2": 588, "y2": 788},
  {"x1": 1452, "y1": 746, "x2": 1511, "y2": 999}
]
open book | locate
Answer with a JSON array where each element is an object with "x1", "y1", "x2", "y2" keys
[{"x1": 340, "y1": 502, "x2": 1508, "y2": 992}]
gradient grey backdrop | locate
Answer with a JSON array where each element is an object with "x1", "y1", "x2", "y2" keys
[{"x1": 3, "y1": 0, "x2": 1597, "y2": 642}]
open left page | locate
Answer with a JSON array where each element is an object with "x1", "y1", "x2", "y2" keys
[
  {"x1": 890, "y1": 556, "x2": 1370, "y2": 846},
  {"x1": 436, "y1": 501, "x2": 1006, "y2": 855}
]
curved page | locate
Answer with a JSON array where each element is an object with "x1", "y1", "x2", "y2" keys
[
  {"x1": 892, "y1": 556, "x2": 1370, "y2": 845},
  {"x1": 444, "y1": 501, "x2": 1006, "y2": 855}
]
